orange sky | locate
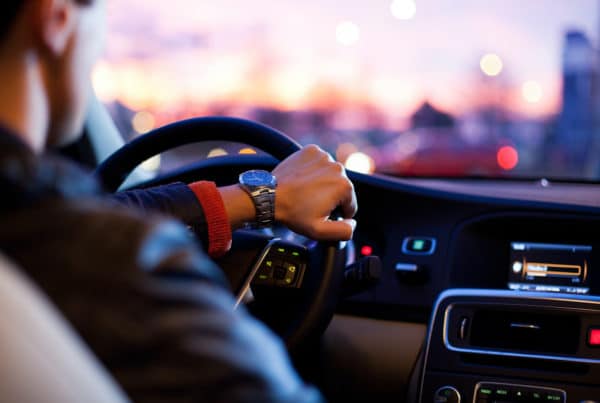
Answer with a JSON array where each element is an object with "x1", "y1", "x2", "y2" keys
[{"x1": 93, "y1": 0, "x2": 598, "y2": 127}]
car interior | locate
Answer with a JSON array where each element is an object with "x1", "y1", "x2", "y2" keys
[{"x1": 5, "y1": 1, "x2": 600, "y2": 402}]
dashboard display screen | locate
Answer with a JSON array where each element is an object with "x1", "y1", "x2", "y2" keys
[{"x1": 508, "y1": 242, "x2": 592, "y2": 295}]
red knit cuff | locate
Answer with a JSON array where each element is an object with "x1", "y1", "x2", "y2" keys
[{"x1": 188, "y1": 181, "x2": 232, "y2": 258}]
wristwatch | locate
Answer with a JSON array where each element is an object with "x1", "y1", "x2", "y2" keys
[{"x1": 238, "y1": 170, "x2": 277, "y2": 228}]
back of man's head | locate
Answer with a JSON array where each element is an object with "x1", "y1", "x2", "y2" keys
[
  {"x1": 0, "y1": 1, "x2": 94, "y2": 43},
  {"x1": 0, "y1": 1, "x2": 25, "y2": 42},
  {"x1": 0, "y1": 0, "x2": 102, "y2": 152}
]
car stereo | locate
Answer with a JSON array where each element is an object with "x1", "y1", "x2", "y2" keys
[{"x1": 508, "y1": 242, "x2": 592, "y2": 295}]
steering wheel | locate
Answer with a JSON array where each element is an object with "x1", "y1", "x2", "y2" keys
[{"x1": 95, "y1": 117, "x2": 347, "y2": 351}]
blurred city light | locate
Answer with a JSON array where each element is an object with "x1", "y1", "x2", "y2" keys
[
  {"x1": 99, "y1": 0, "x2": 597, "y2": 180},
  {"x1": 239, "y1": 147, "x2": 258, "y2": 155},
  {"x1": 92, "y1": 62, "x2": 117, "y2": 102},
  {"x1": 497, "y1": 146, "x2": 519, "y2": 170},
  {"x1": 140, "y1": 155, "x2": 161, "y2": 172},
  {"x1": 390, "y1": 0, "x2": 417, "y2": 20},
  {"x1": 272, "y1": 69, "x2": 314, "y2": 108},
  {"x1": 207, "y1": 148, "x2": 228, "y2": 158},
  {"x1": 131, "y1": 111, "x2": 156, "y2": 134},
  {"x1": 336, "y1": 21, "x2": 360, "y2": 46},
  {"x1": 336, "y1": 142, "x2": 359, "y2": 163},
  {"x1": 522, "y1": 80, "x2": 543, "y2": 103},
  {"x1": 345, "y1": 152, "x2": 375, "y2": 174},
  {"x1": 480, "y1": 53, "x2": 503, "y2": 77}
]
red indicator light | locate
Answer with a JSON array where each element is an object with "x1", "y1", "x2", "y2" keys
[
  {"x1": 589, "y1": 328, "x2": 600, "y2": 346},
  {"x1": 361, "y1": 245, "x2": 373, "y2": 256},
  {"x1": 497, "y1": 146, "x2": 519, "y2": 171}
]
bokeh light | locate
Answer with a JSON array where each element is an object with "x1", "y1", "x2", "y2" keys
[
  {"x1": 131, "y1": 111, "x2": 156, "y2": 134},
  {"x1": 345, "y1": 152, "x2": 375, "y2": 174},
  {"x1": 480, "y1": 53, "x2": 503, "y2": 77},
  {"x1": 239, "y1": 147, "x2": 258, "y2": 155},
  {"x1": 522, "y1": 80, "x2": 543, "y2": 103},
  {"x1": 92, "y1": 62, "x2": 117, "y2": 103},
  {"x1": 207, "y1": 148, "x2": 228, "y2": 158},
  {"x1": 336, "y1": 142, "x2": 359, "y2": 163},
  {"x1": 336, "y1": 21, "x2": 360, "y2": 46},
  {"x1": 390, "y1": 0, "x2": 417, "y2": 20},
  {"x1": 140, "y1": 155, "x2": 161, "y2": 172},
  {"x1": 497, "y1": 146, "x2": 519, "y2": 170}
]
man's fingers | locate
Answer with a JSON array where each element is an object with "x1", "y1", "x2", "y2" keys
[
  {"x1": 312, "y1": 219, "x2": 356, "y2": 241},
  {"x1": 340, "y1": 184, "x2": 358, "y2": 219}
]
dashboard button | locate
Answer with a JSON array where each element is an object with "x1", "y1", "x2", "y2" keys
[
  {"x1": 530, "y1": 391, "x2": 544, "y2": 400},
  {"x1": 395, "y1": 263, "x2": 419, "y2": 272},
  {"x1": 394, "y1": 262, "x2": 428, "y2": 284},
  {"x1": 494, "y1": 387, "x2": 510, "y2": 398},
  {"x1": 544, "y1": 393, "x2": 563, "y2": 402},
  {"x1": 588, "y1": 328, "x2": 600, "y2": 347},
  {"x1": 402, "y1": 237, "x2": 436, "y2": 255},
  {"x1": 476, "y1": 386, "x2": 493, "y2": 398},
  {"x1": 434, "y1": 386, "x2": 461, "y2": 403}
]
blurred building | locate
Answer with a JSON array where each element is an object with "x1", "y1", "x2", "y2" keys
[
  {"x1": 411, "y1": 101, "x2": 455, "y2": 129},
  {"x1": 557, "y1": 30, "x2": 596, "y2": 175}
]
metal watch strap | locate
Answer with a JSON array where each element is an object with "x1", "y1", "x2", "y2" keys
[{"x1": 250, "y1": 188, "x2": 275, "y2": 228}]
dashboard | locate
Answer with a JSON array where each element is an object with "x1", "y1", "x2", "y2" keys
[
  {"x1": 340, "y1": 172, "x2": 600, "y2": 402},
  {"x1": 343, "y1": 174, "x2": 600, "y2": 319},
  {"x1": 139, "y1": 155, "x2": 600, "y2": 402}
]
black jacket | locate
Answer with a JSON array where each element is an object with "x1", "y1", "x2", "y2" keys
[{"x1": 0, "y1": 129, "x2": 322, "y2": 403}]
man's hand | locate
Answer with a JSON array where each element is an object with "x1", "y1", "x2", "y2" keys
[{"x1": 273, "y1": 145, "x2": 358, "y2": 241}]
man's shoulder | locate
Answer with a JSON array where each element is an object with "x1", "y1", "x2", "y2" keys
[{"x1": 0, "y1": 197, "x2": 228, "y2": 290}]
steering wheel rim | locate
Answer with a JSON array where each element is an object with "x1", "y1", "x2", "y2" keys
[
  {"x1": 94, "y1": 116, "x2": 347, "y2": 351},
  {"x1": 95, "y1": 117, "x2": 302, "y2": 192}
]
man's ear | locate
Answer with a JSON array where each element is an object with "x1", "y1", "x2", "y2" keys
[{"x1": 30, "y1": 0, "x2": 78, "y2": 56}]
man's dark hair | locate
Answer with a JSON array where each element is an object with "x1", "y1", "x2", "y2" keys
[
  {"x1": 0, "y1": 0, "x2": 93, "y2": 42},
  {"x1": 0, "y1": 1, "x2": 25, "y2": 41}
]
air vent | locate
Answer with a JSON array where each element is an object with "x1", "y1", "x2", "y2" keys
[{"x1": 469, "y1": 309, "x2": 580, "y2": 354}]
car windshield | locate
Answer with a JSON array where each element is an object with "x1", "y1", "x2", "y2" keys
[{"x1": 96, "y1": 0, "x2": 600, "y2": 181}]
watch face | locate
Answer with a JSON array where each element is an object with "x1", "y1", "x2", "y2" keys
[{"x1": 240, "y1": 170, "x2": 276, "y2": 187}]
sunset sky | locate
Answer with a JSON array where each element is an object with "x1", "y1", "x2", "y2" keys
[{"x1": 93, "y1": 0, "x2": 599, "y2": 128}]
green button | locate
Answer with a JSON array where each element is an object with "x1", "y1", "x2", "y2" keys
[
  {"x1": 292, "y1": 251, "x2": 300, "y2": 257},
  {"x1": 546, "y1": 395, "x2": 561, "y2": 401},
  {"x1": 258, "y1": 274, "x2": 269, "y2": 280},
  {"x1": 496, "y1": 389, "x2": 508, "y2": 396},
  {"x1": 277, "y1": 248, "x2": 285, "y2": 253},
  {"x1": 266, "y1": 260, "x2": 272, "y2": 267},
  {"x1": 532, "y1": 392, "x2": 542, "y2": 399},
  {"x1": 412, "y1": 240, "x2": 425, "y2": 250},
  {"x1": 480, "y1": 388, "x2": 492, "y2": 395}
]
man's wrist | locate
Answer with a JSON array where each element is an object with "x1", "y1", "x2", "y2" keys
[{"x1": 218, "y1": 185, "x2": 256, "y2": 230}]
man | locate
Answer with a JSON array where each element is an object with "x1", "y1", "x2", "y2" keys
[{"x1": 0, "y1": 0, "x2": 358, "y2": 402}]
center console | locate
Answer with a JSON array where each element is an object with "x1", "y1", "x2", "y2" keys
[{"x1": 418, "y1": 289, "x2": 600, "y2": 403}]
